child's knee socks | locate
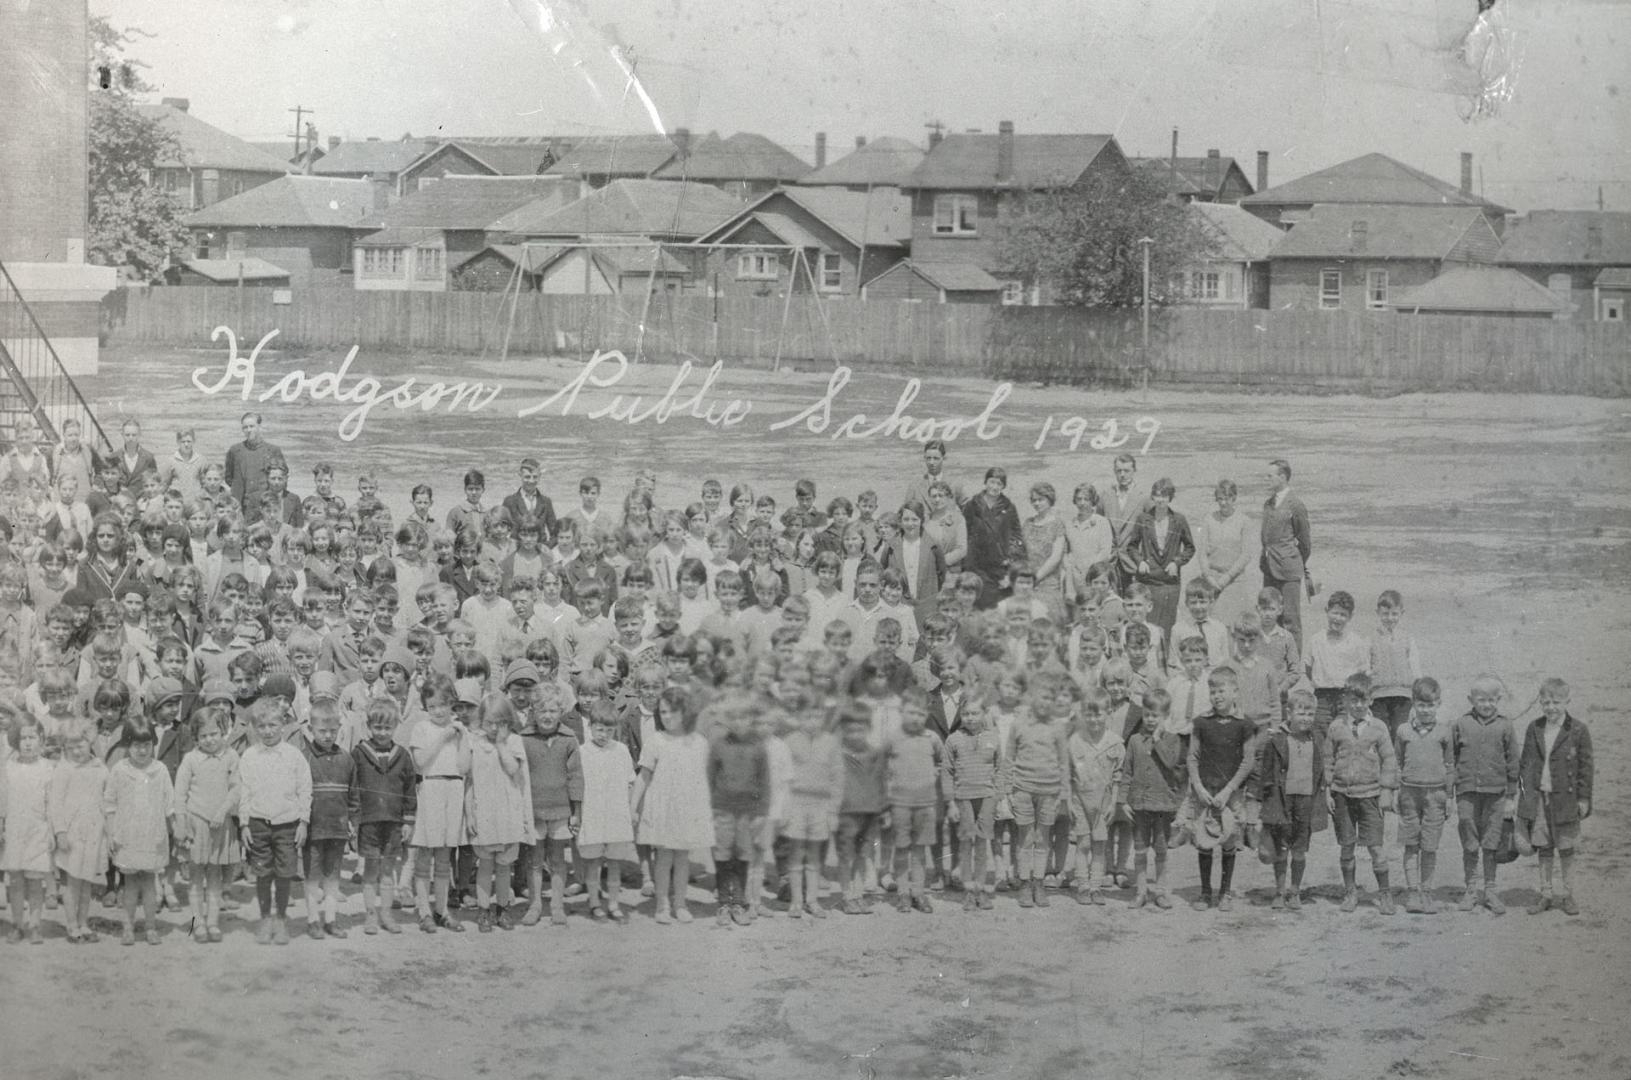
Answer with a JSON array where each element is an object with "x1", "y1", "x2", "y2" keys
[
  {"x1": 1537, "y1": 849, "x2": 1554, "y2": 893},
  {"x1": 1418, "y1": 851, "x2": 1436, "y2": 888},
  {"x1": 1463, "y1": 849, "x2": 1480, "y2": 888},
  {"x1": 256, "y1": 876, "x2": 274, "y2": 917},
  {"x1": 273, "y1": 877, "x2": 291, "y2": 917},
  {"x1": 1290, "y1": 856, "x2": 1306, "y2": 889},
  {"x1": 1219, "y1": 851, "x2": 1236, "y2": 895},
  {"x1": 1402, "y1": 846, "x2": 1419, "y2": 888},
  {"x1": 1480, "y1": 848, "x2": 1498, "y2": 886},
  {"x1": 1197, "y1": 851, "x2": 1214, "y2": 895}
]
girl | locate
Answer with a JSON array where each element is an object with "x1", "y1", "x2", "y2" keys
[
  {"x1": 578, "y1": 703, "x2": 637, "y2": 921},
  {"x1": 464, "y1": 694, "x2": 530, "y2": 933},
  {"x1": 839, "y1": 524, "x2": 869, "y2": 598},
  {"x1": 533, "y1": 567, "x2": 578, "y2": 638},
  {"x1": 2, "y1": 717, "x2": 56, "y2": 943},
  {"x1": 1196, "y1": 479, "x2": 1250, "y2": 611},
  {"x1": 102, "y1": 722, "x2": 174, "y2": 945},
  {"x1": 408, "y1": 676, "x2": 471, "y2": 932},
  {"x1": 725, "y1": 484, "x2": 756, "y2": 563},
  {"x1": 990, "y1": 670, "x2": 1029, "y2": 890},
  {"x1": 1128, "y1": 478, "x2": 1195, "y2": 640},
  {"x1": 782, "y1": 698, "x2": 843, "y2": 918},
  {"x1": 172, "y1": 705, "x2": 241, "y2": 943},
  {"x1": 1063, "y1": 483, "x2": 1112, "y2": 608},
  {"x1": 631, "y1": 685, "x2": 713, "y2": 924},
  {"x1": 76, "y1": 513, "x2": 139, "y2": 607},
  {"x1": 705, "y1": 525, "x2": 739, "y2": 582},
  {"x1": 784, "y1": 529, "x2": 820, "y2": 599},
  {"x1": 962, "y1": 468, "x2": 1025, "y2": 610},
  {"x1": 1022, "y1": 483, "x2": 1068, "y2": 614},
  {"x1": 675, "y1": 559, "x2": 710, "y2": 633},
  {"x1": 91, "y1": 680, "x2": 132, "y2": 762},
  {"x1": 49, "y1": 729, "x2": 109, "y2": 942},
  {"x1": 647, "y1": 511, "x2": 691, "y2": 594}
]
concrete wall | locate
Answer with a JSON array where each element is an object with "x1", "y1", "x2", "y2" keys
[{"x1": 0, "y1": 1, "x2": 87, "y2": 262}]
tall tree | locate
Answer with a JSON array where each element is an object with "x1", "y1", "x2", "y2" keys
[
  {"x1": 87, "y1": 16, "x2": 188, "y2": 282},
  {"x1": 997, "y1": 168, "x2": 1216, "y2": 307}
]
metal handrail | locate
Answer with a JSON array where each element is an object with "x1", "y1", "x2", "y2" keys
[{"x1": 0, "y1": 257, "x2": 115, "y2": 458}]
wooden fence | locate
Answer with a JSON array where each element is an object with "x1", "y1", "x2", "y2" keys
[{"x1": 101, "y1": 286, "x2": 1631, "y2": 394}]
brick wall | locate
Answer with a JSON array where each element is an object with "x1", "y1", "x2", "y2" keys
[{"x1": 1269, "y1": 258, "x2": 1440, "y2": 312}]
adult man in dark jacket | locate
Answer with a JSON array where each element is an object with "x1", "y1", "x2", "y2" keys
[{"x1": 1260, "y1": 459, "x2": 1312, "y2": 649}]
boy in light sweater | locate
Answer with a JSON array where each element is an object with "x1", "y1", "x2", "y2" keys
[
  {"x1": 1003, "y1": 673, "x2": 1071, "y2": 910},
  {"x1": 943, "y1": 700, "x2": 1003, "y2": 910},
  {"x1": 1394, "y1": 676, "x2": 1453, "y2": 914},
  {"x1": 1326, "y1": 673, "x2": 1399, "y2": 914},
  {"x1": 1451, "y1": 674, "x2": 1519, "y2": 915}
]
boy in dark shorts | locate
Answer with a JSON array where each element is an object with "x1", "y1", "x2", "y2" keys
[
  {"x1": 349, "y1": 698, "x2": 416, "y2": 934},
  {"x1": 836, "y1": 705, "x2": 887, "y2": 914},
  {"x1": 237, "y1": 697, "x2": 312, "y2": 945},
  {"x1": 1326, "y1": 673, "x2": 1399, "y2": 914},
  {"x1": 1257, "y1": 686, "x2": 1326, "y2": 910},
  {"x1": 297, "y1": 699, "x2": 356, "y2": 938},
  {"x1": 1186, "y1": 667, "x2": 1257, "y2": 911}
]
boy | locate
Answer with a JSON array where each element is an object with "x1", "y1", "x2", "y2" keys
[
  {"x1": 779, "y1": 478, "x2": 826, "y2": 535},
  {"x1": 1003, "y1": 674, "x2": 1070, "y2": 909},
  {"x1": 709, "y1": 694, "x2": 772, "y2": 925},
  {"x1": 1452, "y1": 674, "x2": 1519, "y2": 914},
  {"x1": 1067, "y1": 688, "x2": 1124, "y2": 905},
  {"x1": 444, "y1": 469, "x2": 487, "y2": 544},
  {"x1": 1256, "y1": 686, "x2": 1326, "y2": 910},
  {"x1": 1229, "y1": 615, "x2": 1280, "y2": 730},
  {"x1": 1368, "y1": 590, "x2": 1420, "y2": 737},
  {"x1": 1326, "y1": 673, "x2": 1398, "y2": 914},
  {"x1": 943, "y1": 701, "x2": 1001, "y2": 909},
  {"x1": 319, "y1": 588, "x2": 376, "y2": 688},
  {"x1": 1305, "y1": 591, "x2": 1369, "y2": 736},
  {"x1": 1164, "y1": 636, "x2": 1212, "y2": 732},
  {"x1": 501, "y1": 519, "x2": 551, "y2": 592},
  {"x1": 349, "y1": 701, "x2": 416, "y2": 933},
  {"x1": 297, "y1": 699, "x2": 356, "y2": 938},
  {"x1": 238, "y1": 697, "x2": 313, "y2": 945},
  {"x1": 1168, "y1": 579, "x2": 1226, "y2": 678},
  {"x1": 520, "y1": 684, "x2": 583, "y2": 927},
  {"x1": 311, "y1": 463, "x2": 346, "y2": 518},
  {"x1": 560, "y1": 581, "x2": 615, "y2": 675},
  {"x1": 502, "y1": 457, "x2": 558, "y2": 545},
  {"x1": 842, "y1": 562, "x2": 888, "y2": 661},
  {"x1": 194, "y1": 599, "x2": 247, "y2": 688},
  {"x1": 885, "y1": 692, "x2": 944, "y2": 914},
  {"x1": 560, "y1": 526, "x2": 617, "y2": 611},
  {"x1": 1518, "y1": 677, "x2": 1592, "y2": 916},
  {"x1": 1394, "y1": 676, "x2": 1453, "y2": 914},
  {"x1": 562, "y1": 476, "x2": 605, "y2": 548},
  {"x1": 1114, "y1": 688, "x2": 1185, "y2": 911},
  {"x1": 836, "y1": 704, "x2": 887, "y2": 915},
  {"x1": 1187, "y1": 667, "x2": 1256, "y2": 911},
  {"x1": 1253, "y1": 588, "x2": 1302, "y2": 693},
  {"x1": 1121, "y1": 585, "x2": 1166, "y2": 674}
]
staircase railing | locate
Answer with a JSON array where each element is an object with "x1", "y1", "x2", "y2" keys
[{"x1": 0, "y1": 258, "x2": 114, "y2": 459}]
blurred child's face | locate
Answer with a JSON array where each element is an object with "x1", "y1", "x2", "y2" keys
[
  {"x1": 938, "y1": 662, "x2": 963, "y2": 693},
  {"x1": 382, "y1": 666, "x2": 408, "y2": 695},
  {"x1": 451, "y1": 700, "x2": 477, "y2": 727},
  {"x1": 65, "y1": 735, "x2": 93, "y2": 765},
  {"x1": 1185, "y1": 594, "x2": 1212, "y2": 621},
  {"x1": 1125, "y1": 596, "x2": 1150, "y2": 622},
  {"x1": 756, "y1": 504, "x2": 775, "y2": 526},
  {"x1": 900, "y1": 703, "x2": 927, "y2": 735},
  {"x1": 1538, "y1": 687, "x2": 1567, "y2": 724},
  {"x1": 1208, "y1": 681, "x2": 1239, "y2": 715},
  {"x1": 464, "y1": 482, "x2": 484, "y2": 506},
  {"x1": 358, "y1": 650, "x2": 382, "y2": 682},
  {"x1": 1343, "y1": 691, "x2": 1369, "y2": 720},
  {"x1": 956, "y1": 584, "x2": 980, "y2": 609},
  {"x1": 347, "y1": 596, "x2": 373, "y2": 628},
  {"x1": 855, "y1": 573, "x2": 881, "y2": 606},
  {"x1": 1289, "y1": 699, "x2": 1316, "y2": 735},
  {"x1": 511, "y1": 589, "x2": 536, "y2": 619},
  {"x1": 164, "y1": 496, "x2": 184, "y2": 523},
  {"x1": 616, "y1": 616, "x2": 643, "y2": 644},
  {"x1": 876, "y1": 626, "x2": 902, "y2": 654},
  {"x1": 1102, "y1": 675, "x2": 1129, "y2": 704},
  {"x1": 254, "y1": 714, "x2": 284, "y2": 748},
  {"x1": 815, "y1": 564, "x2": 838, "y2": 591},
  {"x1": 159, "y1": 650, "x2": 186, "y2": 680},
  {"x1": 841, "y1": 721, "x2": 869, "y2": 750},
  {"x1": 589, "y1": 719, "x2": 615, "y2": 748},
  {"x1": 450, "y1": 631, "x2": 476, "y2": 654},
  {"x1": 456, "y1": 541, "x2": 478, "y2": 565},
  {"x1": 479, "y1": 711, "x2": 507, "y2": 743},
  {"x1": 290, "y1": 648, "x2": 317, "y2": 678},
  {"x1": 374, "y1": 600, "x2": 398, "y2": 632},
  {"x1": 517, "y1": 528, "x2": 540, "y2": 552},
  {"x1": 1139, "y1": 708, "x2": 1164, "y2": 736},
  {"x1": 708, "y1": 535, "x2": 731, "y2": 562},
  {"x1": 773, "y1": 640, "x2": 798, "y2": 665},
  {"x1": 310, "y1": 715, "x2": 339, "y2": 749},
  {"x1": 231, "y1": 669, "x2": 259, "y2": 700},
  {"x1": 126, "y1": 739, "x2": 155, "y2": 767},
  {"x1": 268, "y1": 608, "x2": 296, "y2": 642},
  {"x1": 47, "y1": 619, "x2": 72, "y2": 648},
  {"x1": 1125, "y1": 640, "x2": 1149, "y2": 667},
  {"x1": 578, "y1": 594, "x2": 603, "y2": 620},
  {"x1": 1378, "y1": 601, "x2": 1402, "y2": 631},
  {"x1": 211, "y1": 611, "x2": 236, "y2": 641},
  {"x1": 303, "y1": 599, "x2": 327, "y2": 629},
  {"x1": 1180, "y1": 648, "x2": 1208, "y2": 678},
  {"x1": 367, "y1": 713, "x2": 395, "y2": 749},
  {"x1": 1325, "y1": 606, "x2": 1351, "y2": 633},
  {"x1": 1258, "y1": 599, "x2": 1282, "y2": 630},
  {"x1": 1081, "y1": 706, "x2": 1106, "y2": 742},
  {"x1": 825, "y1": 629, "x2": 853, "y2": 656},
  {"x1": 1233, "y1": 630, "x2": 1258, "y2": 658},
  {"x1": 538, "y1": 575, "x2": 562, "y2": 604},
  {"x1": 411, "y1": 492, "x2": 432, "y2": 516},
  {"x1": 119, "y1": 593, "x2": 147, "y2": 623}
]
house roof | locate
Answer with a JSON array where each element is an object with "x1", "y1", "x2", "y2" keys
[
  {"x1": 501, "y1": 179, "x2": 744, "y2": 239},
  {"x1": 652, "y1": 132, "x2": 811, "y2": 182},
  {"x1": 180, "y1": 258, "x2": 290, "y2": 282},
  {"x1": 800, "y1": 137, "x2": 926, "y2": 187},
  {"x1": 135, "y1": 104, "x2": 293, "y2": 174},
  {"x1": 745, "y1": 212, "x2": 824, "y2": 250},
  {"x1": 247, "y1": 141, "x2": 304, "y2": 165},
  {"x1": 698, "y1": 187, "x2": 912, "y2": 251},
  {"x1": 868, "y1": 260, "x2": 1003, "y2": 293},
  {"x1": 1190, "y1": 202, "x2": 1284, "y2": 262},
  {"x1": 904, "y1": 132, "x2": 1117, "y2": 190},
  {"x1": 1268, "y1": 204, "x2": 1492, "y2": 260},
  {"x1": 450, "y1": 142, "x2": 557, "y2": 175},
  {"x1": 1240, "y1": 152, "x2": 1510, "y2": 214},
  {"x1": 1389, "y1": 266, "x2": 1567, "y2": 314},
  {"x1": 312, "y1": 139, "x2": 427, "y2": 177},
  {"x1": 1496, "y1": 211, "x2": 1631, "y2": 266},
  {"x1": 358, "y1": 175, "x2": 579, "y2": 231},
  {"x1": 182, "y1": 176, "x2": 376, "y2": 229},
  {"x1": 355, "y1": 226, "x2": 444, "y2": 247},
  {"x1": 542, "y1": 134, "x2": 679, "y2": 180},
  {"x1": 1598, "y1": 267, "x2": 1631, "y2": 288},
  {"x1": 1131, "y1": 155, "x2": 1250, "y2": 199}
]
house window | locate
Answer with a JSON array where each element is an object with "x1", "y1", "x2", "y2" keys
[
  {"x1": 230, "y1": 178, "x2": 246, "y2": 197},
  {"x1": 361, "y1": 247, "x2": 405, "y2": 277},
  {"x1": 819, "y1": 252, "x2": 842, "y2": 291},
  {"x1": 1319, "y1": 269, "x2": 1342, "y2": 310},
  {"x1": 1603, "y1": 298, "x2": 1625, "y2": 322},
  {"x1": 1192, "y1": 271, "x2": 1221, "y2": 301},
  {"x1": 736, "y1": 252, "x2": 777, "y2": 280},
  {"x1": 414, "y1": 247, "x2": 444, "y2": 280},
  {"x1": 932, "y1": 194, "x2": 978, "y2": 235},
  {"x1": 1365, "y1": 270, "x2": 1389, "y2": 310},
  {"x1": 1001, "y1": 280, "x2": 1026, "y2": 306}
]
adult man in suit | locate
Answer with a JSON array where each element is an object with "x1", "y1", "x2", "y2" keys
[
  {"x1": 1260, "y1": 459, "x2": 1313, "y2": 649},
  {"x1": 114, "y1": 418, "x2": 158, "y2": 491},
  {"x1": 500, "y1": 457, "x2": 559, "y2": 546},
  {"x1": 225, "y1": 411, "x2": 286, "y2": 523},
  {"x1": 1102, "y1": 453, "x2": 1148, "y2": 592}
]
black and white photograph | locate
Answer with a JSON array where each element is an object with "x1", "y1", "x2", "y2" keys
[{"x1": 1, "y1": 0, "x2": 1628, "y2": 1076}]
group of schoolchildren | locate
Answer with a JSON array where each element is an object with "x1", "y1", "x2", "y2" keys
[{"x1": 0, "y1": 423, "x2": 1595, "y2": 947}]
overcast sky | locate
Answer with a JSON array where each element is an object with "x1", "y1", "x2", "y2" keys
[{"x1": 94, "y1": 0, "x2": 1629, "y2": 211}]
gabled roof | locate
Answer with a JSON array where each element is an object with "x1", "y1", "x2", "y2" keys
[
  {"x1": 1190, "y1": 202, "x2": 1284, "y2": 262},
  {"x1": 652, "y1": 132, "x2": 810, "y2": 182},
  {"x1": 1598, "y1": 267, "x2": 1631, "y2": 288},
  {"x1": 697, "y1": 187, "x2": 911, "y2": 250},
  {"x1": 355, "y1": 226, "x2": 444, "y2": 247},
  {"x1": 502, "y1": 180, "x2": 744, "y2": 239},
  {"x1": 182, "y1": 176, "x2": 375, "y2": 229},
  {"x1": 1269, "y1": 204, "x2": 1493, "y2": 260},
  {"x1": 180, "y1": 258, "x2": 289, "y2": 282},
  {"x1": 542, "y1": 134, "x2": 678, "y2": 180},
  {"x1": 358, "y1": 175, "x2": 579, "y2": 231},
  {"x1": 1130, "y1": 155, "x2": 1251, "y2": 199},
  {"x1": 1496, "y1": 211, "x2": 1631, "y2": 266},
  {"x1": 247, "y1": 141, "x2": 305, "y2": 165},
  {"x1": 904, "y1": 133, "x2": 1118, "y2": 190},
  {"x1": 1389, "y1": 266, "x2": 1567, "y2": 314},
  {"x1": 800, "y1": 137, "x2": 926, "y2": 187},
  {"x1": 1241, "y1": 152, "x2": 1510, "y2": 214},
  {"x1": 312, "y1": 139, "x2": 427, "y2": 177},
  {"x1": 450, "y1": 142, "x2": 557, "y2": 175},
  {"x1": 867, "y1": 260, "x2": 1003, "y2": 293},
  {"x1": 135, "y1": 104, "x2": 293, "y2": 174}
]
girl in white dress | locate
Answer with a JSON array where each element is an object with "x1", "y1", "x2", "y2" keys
[
  {"x1": 631, "y1": 686, "x2": 713, "y2": 924},
  {"x1": 463, "y1": 694, "x2": 531, "y2": 933},
  {"x1": 103, "y1": 724, "x2": 175, "y2": 946},
  {"x1": 172, "y1": 706, "x2": 241, "y2": 944},
  {"x1": 578, "y1": 703, "x2": 638, "y2": 921},
  {"x1": 48, "y1": 730, "x2": 109, "y2": 943},
  {"x1": 2, "y1": 719, "x2": 56, "y2": 944},
  {"x1": 408, "y1": 677, "x2": 472, "y2": 932}
]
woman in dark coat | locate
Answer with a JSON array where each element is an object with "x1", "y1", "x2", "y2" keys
[
  {"x1": 880, "y1": 499, "x2": 946, "y2": 630},
  {"x1": 961, "y1": 467, "x2": 1026, "y2": 610},
  {"x1": 1128, "y1": 478, "x2": 1195, "y2": 638},
  {"x1": 77, "y1": 513, "x2": 141, "y2": 606}
]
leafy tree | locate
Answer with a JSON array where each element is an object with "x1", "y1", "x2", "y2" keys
[
  {"x1": 997, "y1": 167, "x2": 1216, "y2": 307},
  {"x1": 87, "y1": 16, "x2": 188, "y2": 282}
]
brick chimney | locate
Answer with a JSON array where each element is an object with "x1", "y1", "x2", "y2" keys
[
  {"x1": 160, "y1": 96, "x2": 190, "y2": 112},
  {"x1": 1460, "y1": 152, "x2": 1473, "y2": 195},
  {"x1": 1206, "y1": 148, "x2": 1220, "y2": 194},
  {"x1": 928, "y1": 129, "x2": 943, "y2": 149},
  {"x1": 814, "y1": 132, "x2": 826, "y2": 169},
  {"x1": 672, "y1": 127, "x2": 691, "y2": 159},
  {"x1": 997, "y1": 120, "x2": 1014, "y2": 184},
  {"x1": 856, "y1": 135, "x2": 867, "y2": 149},
  {"x1": 1256, "y1": 150, "x2": 1269, "y2": 193},
  {"x1": 1587, "y1": 223, "x2": 1603, "y2": 260},
  {"x1": 368, "y1": 177, "x2": 391, "y2": 212}
]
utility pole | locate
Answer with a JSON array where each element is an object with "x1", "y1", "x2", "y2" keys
[
  {"x1": 1137, "y1": 237, "x2": 1154, "y2": 400},
  {"x1": 288, "y1": 104, "x2": 314, "y2": 160},
  {"x1": 924, "y1": 119, "x2": 945, "y2": 147}
]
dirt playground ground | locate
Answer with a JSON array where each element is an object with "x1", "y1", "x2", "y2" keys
[{"x1": 3, "y1": 345, "x2": 1629, "y2": 1080}]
